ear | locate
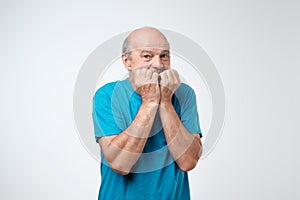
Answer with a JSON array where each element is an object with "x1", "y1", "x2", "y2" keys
[{"x1": 122, "y1": 54, "x2": 132, "y2": 71}]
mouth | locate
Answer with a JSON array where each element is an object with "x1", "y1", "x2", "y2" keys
[{"x1": 157, "y1": 69, "x2": 165, "y2": 74}]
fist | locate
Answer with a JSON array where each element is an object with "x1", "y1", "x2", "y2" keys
[
  {"x1": 130, "y1": 68, "x2": 160, "y2": 104},
  {"x1": 159, "y1": 69, "x2": 181, "y2": 103}
]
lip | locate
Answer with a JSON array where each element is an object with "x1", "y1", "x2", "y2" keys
[{"x1": 157, "y1": 69, "x2": 165, "y2": 74}]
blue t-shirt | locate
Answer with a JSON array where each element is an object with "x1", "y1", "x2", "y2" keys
[{"x1": 92, "y1": 78, "x2": 202, "y2": 200}]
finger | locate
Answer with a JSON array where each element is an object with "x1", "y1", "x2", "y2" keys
[
  {"x1": 165, "y1": 69, "x2": 172, "y2": 82},
  {"x1": 146, "y1": 68, "x2": 154, "y2": 81},
  {"x1": 151, "y1": 72, "x2": 159, "y2": 83},
  {"x1": 140, "y1": 68, "x2": 148, "y2": 79},
  {"x1": 171, "y1": 69, "x2": 181, "y2": 92},
  {"x1": 133, "y1": 67, "x2": 142, "y2": 75},
  {"x1": 160, "y1": 69, "x2": 168, "y2": 75},
  {"x1": 159, "y1": 70, "x2": 166, "y2": 79},
  {"x1": 172, "y1": 69, "x2": 180, "y2": 82},
  {"x1": 168, "y1": 69, "x2": 177, "y2": 82},
  {"x1": 136, "y1": 69, "x2": 144, "y2": 81},
  {"x1": 160, "y1": 71, "x2": 168, "y2": 86}
]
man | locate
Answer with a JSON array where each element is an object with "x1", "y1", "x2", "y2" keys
[{"x1": 92, "y1": 27, "x2": 203, "y2": 200}]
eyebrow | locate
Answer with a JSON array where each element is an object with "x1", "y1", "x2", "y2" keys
[{"x1": 140, "y1": 50, "x2": 170, "y2": 54}]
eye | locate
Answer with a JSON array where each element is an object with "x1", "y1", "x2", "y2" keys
[
  {"x1": 143, "y1": 54, "x2": 152, "y2": 60},
  {"x1": 160, "y1": 53, "x2": 170, "y2": 60}
]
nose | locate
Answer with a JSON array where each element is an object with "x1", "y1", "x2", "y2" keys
[{"x1": 151, "y1": 56, "x2": 164, "y2": 69}]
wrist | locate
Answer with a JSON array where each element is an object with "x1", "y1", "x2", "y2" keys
[
  {"x1": 159, "y1": 100, "x2": 172, "y2": 108},
  {"x1": 142, "y1": 100, "x2": 160, "y2": 109}
]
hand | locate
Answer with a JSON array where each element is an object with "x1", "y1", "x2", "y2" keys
[
  {"x1": 159, "y1": 69, "x2": 181, "y2": 103},
  {"x1": 130, "y1": 68, "x2": 160, "y2": 104}
]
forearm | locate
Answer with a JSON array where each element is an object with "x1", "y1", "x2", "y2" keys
[
  {"x1": 159, "y1": 102, "x2": 202, "y2": 172},
  {"x1": 99, "y1": 102, "x2": 158, "y2": 175}
]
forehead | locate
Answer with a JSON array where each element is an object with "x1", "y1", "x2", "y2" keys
[
  {"x1": 132, "y1": 47, "x2": 170, "y2": 54},
  {"x1": 129, "y1": 30, "x2": 170, "y2": 51}
]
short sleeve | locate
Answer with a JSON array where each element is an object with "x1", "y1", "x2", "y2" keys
[
  {"x1": 174, "y1": 84, "x2": 202, "y2": 138},
  {"x1": 92, "y1": 84, "x2": 122, "y2": 142}
]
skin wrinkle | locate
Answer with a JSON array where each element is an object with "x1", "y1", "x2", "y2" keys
[
  {"x1": 158, "y1": 66, "x2": 202, "y2": 171},
  {"x1": 98, "y1": 27, "x2": 202, "y2": 174},
  {"x1": 159, "y1": 102, "x2": 202, "y2": 163},
  {"x1": 124, "y1": 47, "x2": 170, "y2": 54},
  {"x1": 99, "y1": 99, "x2": 158, "y2": 174}
]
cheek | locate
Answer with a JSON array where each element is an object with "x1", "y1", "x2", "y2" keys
[
  {"x1": 131, "y1": 60, "x2": 150, "y2": 69},
  {"x1": 163, "y1": 60, "x2": 171, "y2": 68}
]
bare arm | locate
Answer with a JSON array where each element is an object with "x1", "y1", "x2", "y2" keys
[
  {"x1": 98, "y1": 68, "x2": 160, "y2": 175},
  {"x1": 99, "y1": 102, "x2": 158, "y2": 175},
  {"x1": 159, "y1": 102, "x2": 202, "y2": 172},
  {"x1": 159, "y1": 69, "x2": 202, "y2": 171}
]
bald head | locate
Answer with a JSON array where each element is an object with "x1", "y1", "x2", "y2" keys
[{"x1": 122, "y1": 27, "x2": 170, "y2": 55}]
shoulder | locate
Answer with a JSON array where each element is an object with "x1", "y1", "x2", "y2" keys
[
  {"x1": 175, "y1": 83, "x2": 196, "y2": 97},
  {"x1": 178, "y1": 83, "x2": 194, "y2": 91},
  {"x1": 172, "y1": 83, "x2": 197, "y2": 109},
  {"x1": 93, "y1": 81, "x2": 122, "y2": 106},
  {"x1": 94, "y1": 81, "x2": 119, "y2": 99}
]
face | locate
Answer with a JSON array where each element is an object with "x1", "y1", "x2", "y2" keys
[
  {"x1": 122, "y1": 29, "x2": 171, "y2": 73},
  {"x1": 126, "y1": 48, "x2": 170, "y2": 72}
]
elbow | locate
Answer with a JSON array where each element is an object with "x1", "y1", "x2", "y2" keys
[
  {"x1": 177, "y1": 146, "x2": 202, "y2": 172},
  {"x1": 109, "y1": 162, "x2": 131, "y2": 176},
  {"x1": 177, "y1": 153, "x2": 200, "y2": 172},
  {"x1": 112, "y1": 168, "x2": 130, "y2": 175},
  {"x1": 102, "y1": 152, "x2": 138, "y2": 176},
  {"x1": 178, "y1": 159, "x2": 198, "y2": 172}
]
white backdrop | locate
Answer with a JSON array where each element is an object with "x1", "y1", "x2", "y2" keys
[{"x1": 0, "y1": 0, "x2": 299, "y2": 199}]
